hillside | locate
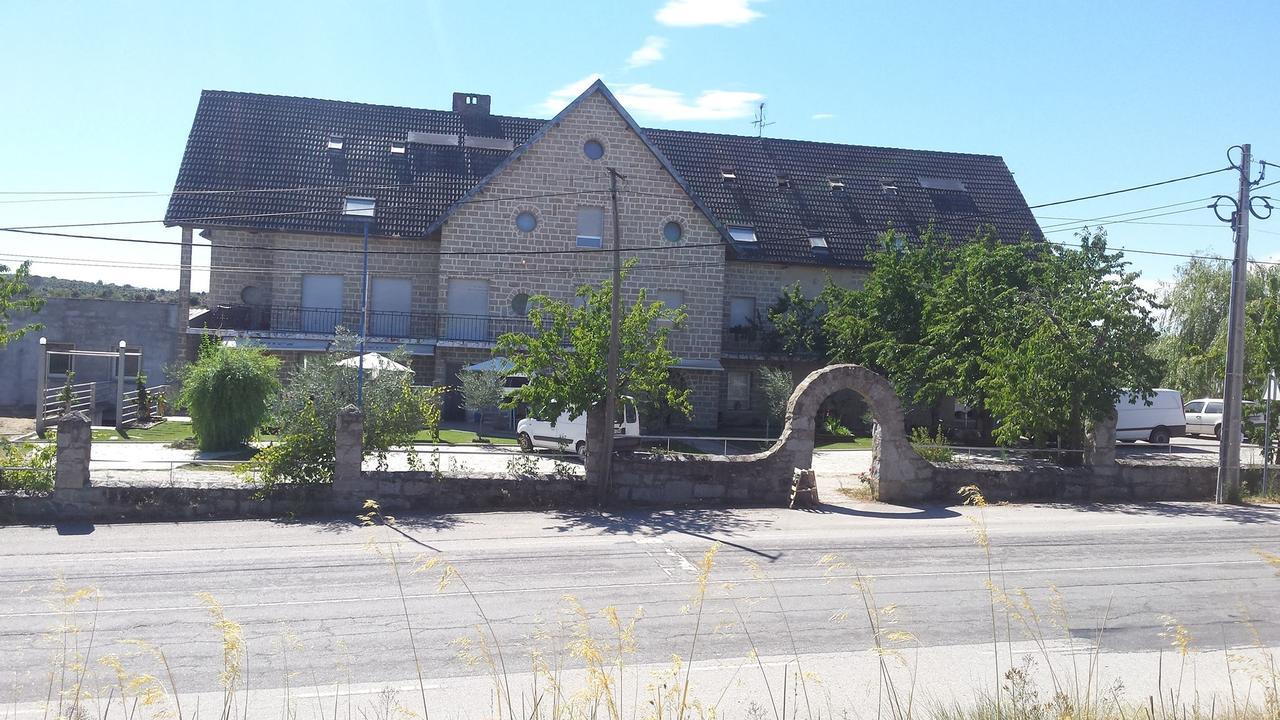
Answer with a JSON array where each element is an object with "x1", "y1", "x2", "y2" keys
[{"x1": 28, "y1": 275, "x2": 207, "y2": 306}]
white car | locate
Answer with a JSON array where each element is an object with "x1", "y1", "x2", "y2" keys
[
  {"x1": 517, "y1": 399, "x2": 640, "y2": 456},
  {"x1": 1115, "y1": 389, "x2": 1186, "y2": 444},
  {"x1": 1183, "y1": 398, "x2": 1264, "y2": 439}
]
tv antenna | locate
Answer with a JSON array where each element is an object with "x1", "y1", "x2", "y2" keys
[{"x1": 752, "y1": 102, "x2": 775, "y2": 138}]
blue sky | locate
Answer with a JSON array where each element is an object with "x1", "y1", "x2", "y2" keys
[{"x1": 1, "y1": 0, "x2": 1276, "y2": 293}]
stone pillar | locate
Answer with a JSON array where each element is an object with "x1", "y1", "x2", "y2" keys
[
  {"x1": 55, "y1": 411, "x2": 92, "y2": 490},
  {"x1": 176, "y1": 226, "x2": 193, "y2": 363},
  {"x1": 335, "y1": 405, "x2": 365, "y2": 492},
  {"x1": 1085, "y1": 410, "x2": 1118, "y2": 468}
]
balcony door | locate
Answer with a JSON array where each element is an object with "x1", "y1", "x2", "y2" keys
[
  {"x1": 370, "y1": 278, "x2": 412, "y2": 337},
  {"x1": 301, "y1": 275, "x2": 343, "y2": 333},
  {"x1": 446, "y1": 279, "x2": 489, "y2": 340}
]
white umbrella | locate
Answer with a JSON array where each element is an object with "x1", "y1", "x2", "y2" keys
[{"x1": 335, "y1": 352, "x2": 410, "y2": 378}]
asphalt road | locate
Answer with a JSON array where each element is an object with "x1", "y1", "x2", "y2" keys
[{"x1": 2, "y1": 501, "x2": 1279, "y2": 716}]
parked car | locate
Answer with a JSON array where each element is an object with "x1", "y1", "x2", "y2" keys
[
  {"x1": 517, "y1": 398, "x2": 641, "y2": 456},
  {"x1": 1115, "y1": 389, "x2": 1186, "y2": 444},
  {"x1": 1183, "y1": 398, "x2": 1265, "y2": 439}
]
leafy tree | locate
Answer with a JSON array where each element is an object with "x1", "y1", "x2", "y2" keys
[
  {"x1": 494, "y1": 262, "x2": 690, "y2": 481},
  {"x1": 458, "y1": 368, "x2": 506, "y2": 438},
  {"x1": 251, "y1": 332, "x2": 441, "y2": 487},
  {"x1": 179, "y1": 339, "x2": 280, "y2": 451},
  {"x1": 764, "y1": 284, "x2": 828, "y2": 357},
  {"x1": 0, "y1": 262, "x2": 44, "y2": 346},
  {"x1": 758, "y1": 366, "x2": 794, "y2": 437}
]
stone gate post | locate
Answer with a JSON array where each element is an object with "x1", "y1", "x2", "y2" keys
[
  {"x1": 54, "y1": 411, "x2": 91, "y2": 490},
  {"x1": 335, "y1": 405, "x2": 366, "y2": 493}
]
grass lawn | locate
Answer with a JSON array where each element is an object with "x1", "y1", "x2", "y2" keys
[
  {"x1": 815, "y1": 437, "x2": 873, "y2": 450},
  {"x1": 416, "y1": 428, "x2": 519, "y2": 446},
  {"x1": 93, "y1": 421, "x2": 195, "y2": 443}
]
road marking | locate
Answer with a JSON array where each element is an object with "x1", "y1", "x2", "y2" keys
[{"x1": 0, "y1": 558, "x2": 1264, "y2": 620}]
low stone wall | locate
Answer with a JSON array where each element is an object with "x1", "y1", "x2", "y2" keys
[{"x1": 918, "y1": 459, "x2": 1249, "y2": 504}]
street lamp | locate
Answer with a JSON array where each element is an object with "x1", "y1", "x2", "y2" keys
[{"x1": 342, "y1": 196, "x2": 376, "y2": 408}]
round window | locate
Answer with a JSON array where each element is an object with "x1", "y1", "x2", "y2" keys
[
  {"x1": 583, "y1": 139, "x2": 605, "y2": 160},
  {"x1": 515, "y1": 211, "x2": 537, "y2": 233},
  {"x1": 662, "y1": 221, "x2": 683, "y2": 243},
  {"x1": 511, "y1": 292, "x2": 530, "y2": 316}
]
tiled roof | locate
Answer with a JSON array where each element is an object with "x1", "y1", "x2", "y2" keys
[{"x1": 165, "y1": 89, "x2": 1042, "y2": 267}]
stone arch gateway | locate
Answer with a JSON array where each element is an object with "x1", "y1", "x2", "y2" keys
[{"x1": 608, "y1": 364, "x2": 938, "y2": 505}]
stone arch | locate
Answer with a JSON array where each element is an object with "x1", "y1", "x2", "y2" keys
[{"x1": 777, "y1": 364, "x2": 934, "y2": 502}]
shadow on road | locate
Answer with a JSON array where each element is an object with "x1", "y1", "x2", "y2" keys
[
  {"x1": 800, "y1": 503, "x2": 962, "y2": 520},
  {"x1": 1043, "y1": 501, "x2": 1280, "y2": 525},
  {"x1": 545, "y1": 508, "x2": 784, "y2": 559},
  {"x1": 271, "y1": 512, "x2": 471, "y2": 537}
]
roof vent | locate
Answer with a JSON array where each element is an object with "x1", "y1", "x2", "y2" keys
[
  {"x1": 452, "y1": 92, "x2": 492, "y2": 116},
  {"x1": 880, "y1": 181, "x2": 899, "y2": 196},
  {"x1": 828, "y1": 177, "x2": 846, "y2": 191},
  {"x1": 776, "y1": 174, "x2": 791, "y2": 189},
  {"x1": 389, "y1": 140, "x2": 407, "y2": 155},
  {"x1": 721, "y1": 169, "x2": 737, "y2": 182},
  {"x1": 326, "y1": 134, "x2": 345, "y2": 151}
]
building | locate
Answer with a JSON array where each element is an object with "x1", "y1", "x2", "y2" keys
[
  {"x1": 0, "y1": 297, "x2": 181, "y2": 422},
  {"x1": 165, "y1": 80, "x2": 1041, "y2": 429}
]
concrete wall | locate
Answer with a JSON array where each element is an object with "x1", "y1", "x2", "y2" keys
[{"x1": 0, "y1": 298, "x2": 180, "y2": 415}]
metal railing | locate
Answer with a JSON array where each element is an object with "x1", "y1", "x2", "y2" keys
[
  {"x1": 196, "y1": 304, "x2": 537, "y2": 342},
  {"x1": 39, "y1": 381, "x2": 99, "y2": 424},
  {"x1": 118, "y1": 384, "x2": 169, "y2": 428}
]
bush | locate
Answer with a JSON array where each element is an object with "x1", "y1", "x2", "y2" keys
[
  {"x1": 910, "y1": 425, "x2": 954, "y2": 462},
  {"x1": 248, "y1": 332, "x2": 441, "y2": 489},
  {"x1": 0, "y1": 442, "x2": 55, "y2": 493},
  {"x1": 178, "y1": 340, "x2": 280, "y2": 451}
]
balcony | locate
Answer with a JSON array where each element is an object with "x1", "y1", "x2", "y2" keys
[{"x1": 191, "y1": 304, "x2": 535, "y2": 343}]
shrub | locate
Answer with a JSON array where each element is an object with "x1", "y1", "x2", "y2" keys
[
  {"x1": 911, "y1": 425, "x2": 954, "y2": 462},
  {"x1": 458, "y1": 369, "x2": 506, "y2": 437},
  {"x1": 248, "y1": 332, "x2": 441, "y2": 489},
  {"x1": 178, "y1": 339, "x2": 280, "y2": 451},
  {"x1": 822, "y1": 413, "x2": 852, "y2": 438},
  {"x1": 0, "y1": 442, "x2": 55, "y2": 493}
]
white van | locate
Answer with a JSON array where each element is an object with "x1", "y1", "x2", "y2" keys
[
  {"x1": 517, "y1": 399, "x2": 641, "y2": 456},
  {"x1": 1115, "y1": 389, "x2": 1186, "y2": 444}
]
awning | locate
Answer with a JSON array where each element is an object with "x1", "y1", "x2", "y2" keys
[
  {"x1": 363, "y1": 341, "x2": 435, "y2": 356},
  {"x1": 675, "y1": 358, "x2": 725, "y2": 371},
  {"x1": 253, "y1": 338, "x2": 332, "y2": 352},
  {"x1": 463, "y1": 356, "x2": 518, "y2": 374}
]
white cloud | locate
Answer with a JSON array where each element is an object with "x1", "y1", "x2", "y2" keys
[
  {"x1": 615, "y1": 84, "x2": 765, "y2": 121},
  {"x1": 655, "y1": 0, "x2": 763, "y2": 27},
  {"x1": 538, "y1": 73, "x2": 603, "y2": 114},
  {"x1": 627, "y1": 36, "x2": 668, "y2": 69},
  {"x1": 811, "y1": 112, "x2": 835, "y2": 121},
  {"x1": 538, "y1": 75, "x2": 764, "y2": 122}
]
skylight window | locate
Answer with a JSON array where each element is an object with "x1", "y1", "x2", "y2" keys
[
  {"x1": 326, "y1": 135, "x2": 345, "y2": 151},
  {"x1": 728, "y1": 226, "x2": 757, "y2": 244},
  {"x1": 776, "y1": 175, "x2": 791, "y2": 188},
  {"x1": 828, "y1": 177, "x2": 846, "y2": 191},
  {"x1": 809, "y1": 236, "x2": 828, "y2": 249},
  {"x1": 918, "y1": 177, "x2": 966, "y2": 191},
  {"x1": 341, "y1": 196, "x2": 376, "y2": 218},
  {"x1": 721, "y1": 169, "x2": 737, "y2": 181},
  {"x1": 390, "y1": 140, "x2": 407, "y2": 155}
]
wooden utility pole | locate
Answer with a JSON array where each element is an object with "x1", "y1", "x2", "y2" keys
[
  {"x1": 600, "y1": 168, "x2": 625, "y2": 500},
  {"x1": 1217, "y1": 143, "x2": 1251, "y2": 503}
]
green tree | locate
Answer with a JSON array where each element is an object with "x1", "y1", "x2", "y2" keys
[
  {"x1": 179, "y1": 339, "x2": 280, "y2": 451},
  {"x1": 494, "y1": 263, "x2": 690, "y2": 483},
  {"x1": 458, "y1": 368, "x2": 506, "y2": 439},
  {"x1": 252, "y1": 332, "x2": 441, "y2": 487},
  {"x1": 758, "y1": 366, "x2": 794, "y2": 437},
  {"x1": 0, "y1": 262, "x2": 44, "y2": 346},
  {"x1": 764, "y1": 284, "x2": 828, "y2": 357}
]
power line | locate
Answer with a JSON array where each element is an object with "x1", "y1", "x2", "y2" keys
[{"x1": 0, "y1": 188, "x2": 610, "y2": 231}]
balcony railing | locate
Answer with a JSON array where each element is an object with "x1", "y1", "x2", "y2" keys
[{"x1": 192, "y1": 304, "x2": 536, "y2": 343}]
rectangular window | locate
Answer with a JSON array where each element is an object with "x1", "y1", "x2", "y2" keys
[
  {"x1": 728, "y1": 297, "x2": 756, "y2": 328},
  {"x1": 46, "y1": 343, "x2": 73, "y2": 377},
  {"x1": 728, "y1": 226, "x2": 757, "y2": 244},
  {"x1": 1205, "y1": 401, "x2": 1224, "y2": 414},
  {"x1": 301, "y1": 274, "x2": 344, "y2": 333},
  {"x1": 371, "y1": 277, "x2": 412, "y2": 337},
  {"x1": 576, "y1": 206, "x2": 604, "y2": 248},
  {"x1": 727, "y1": 371, "x2": 752, "y2": 411},
  {"x1": 445, "y1": 278, "x2": 491, "y2": 341},
  {"x1": 654, "y1": 290, "x2": 685, "y2": 310},
  {"x1": 112, "y1": 347, "x2": 142, "y2": 379}
]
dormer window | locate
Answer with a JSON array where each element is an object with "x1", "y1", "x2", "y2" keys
[
  {"x1": 389, "y1": 140, "x2": 407, "y2": 155},
  {"x1": 326, "y1": 135, "x2": 345, "y2": 151},
  {"x1": 808, "y1": 236, "x2": 828, "y2": 249},
  {"x1": 728, "y1": 226, "x2": 757, "y2": 244},
  {"x1": 342, "y1": 196, "x2": 376, "y2": 218},
  {"x1": 721, "y1": 169, "x2": 737, "y2": 182}
]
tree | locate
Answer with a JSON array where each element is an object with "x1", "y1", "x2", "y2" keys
[
  {"x1": 763, "y1": 284, "x2": 827, "y2": 357},
  {"x1": 758, "y1": 366, "x2": 794, "y2": 437},
  {"x1": 251, "y1": 332, "x2": 441, "y2": 487},
  {"x1": 458, "y1": 369, "x2": 506, "y2": 439},
  {"x1": 179, "y1": 339, "x2": 280, "y2": 451},
  {"x1": 0, "y1": 262, "x2": 44, "y2": 347},
  {"x1": 494, "y1": 262, "x2": 690, "y2": 483}
]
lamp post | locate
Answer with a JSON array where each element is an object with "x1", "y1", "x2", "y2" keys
[{"x1": 342, "y1": 197, "x2": 376, "y2": 409}]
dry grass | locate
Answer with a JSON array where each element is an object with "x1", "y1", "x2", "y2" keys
[{"x1": 7, "y1": 498, "x2": 1280, "y2": 720}]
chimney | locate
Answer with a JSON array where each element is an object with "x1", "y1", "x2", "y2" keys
[{"x1": 452, "y1": 92, "x2": 491, "y2": 116}]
